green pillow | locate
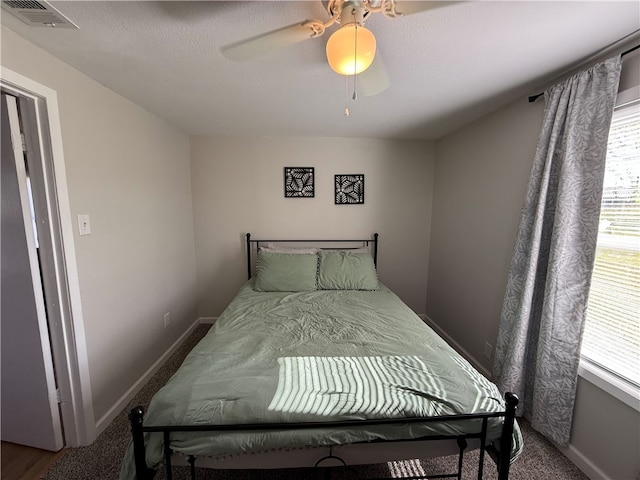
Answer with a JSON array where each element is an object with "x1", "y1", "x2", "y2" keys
[
  {"x1": 254, "y1": 252, "x2": 318, "y2": 292},
  {"x1": 317, "y1": 251, "x2": 379, "y2": 290}
]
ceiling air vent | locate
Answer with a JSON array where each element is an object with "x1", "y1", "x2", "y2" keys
[{"x1": 1, "y1": 0, "x2": 78, "y2": 28}]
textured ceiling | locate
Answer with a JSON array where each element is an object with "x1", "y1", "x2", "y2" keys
[{"x1": 2, "y1": 1, "x2": 639, "y2": 140}]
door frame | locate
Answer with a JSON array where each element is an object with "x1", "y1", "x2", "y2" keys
[{"x1": 1, "y1": 66, "x2": 96, "y2": 446}]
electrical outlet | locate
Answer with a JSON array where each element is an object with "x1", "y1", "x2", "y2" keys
[
  {"x1": 163, "y1": 312, "x2": 171, "y2": 328},
  {"x1": 483, "y1": 342, "x2": 493, "y2": 359}
]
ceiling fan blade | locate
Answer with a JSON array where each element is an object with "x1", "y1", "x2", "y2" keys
[
  {"x1": 221, "y1": 22, "x2": 320, "y2": 61},
  {"x1": 392, "y1": 1, "x2": 461, "y2": 16},
  {"x1": 359, "y1": 54, "x2": 390, "y2": 96}
]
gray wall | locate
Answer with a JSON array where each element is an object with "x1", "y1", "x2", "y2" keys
[
  {"x1": 190, "y1": 135, "x2": 435, "y2": 317},
  {"x1": 1, "y1": 26, "x2": 199, "y2": 424},
  {"x1": 427, "y1": 51, "x2": 640, "y2": 480},
  {"x1": 427, "y1": 98, "x2": 542, "y2": 371}
]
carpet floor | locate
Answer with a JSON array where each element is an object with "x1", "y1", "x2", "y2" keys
[{"x1": 43, "y1": 324, "x2": 588, "y2": 480}]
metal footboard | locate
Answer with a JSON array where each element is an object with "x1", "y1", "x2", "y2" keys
[{"x1": 129, "y1": 392, "x2": 519, "y2": 480}]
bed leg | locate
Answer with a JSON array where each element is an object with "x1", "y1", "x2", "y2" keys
[
  {"x1": 456, "y1": 437, "x2": 467, "y2": 480},
  {"x1": 130, "y1": 406, "x2": 154, "y2": 480},
  {"x1": 188, "y1": 455, "x2": 196, "y2": 480},
  {"x1": 497, "y1": 392, "x2": 519, "y2": 480}
]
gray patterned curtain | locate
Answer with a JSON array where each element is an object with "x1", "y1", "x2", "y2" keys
[{"x1": 493, "y1": 56, "x2": 622, "y2": 446}]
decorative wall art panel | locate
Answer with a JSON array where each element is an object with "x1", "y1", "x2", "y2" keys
[
  {"x1": 284, "y1": 167, "x2": 314, "y2": 198},
  {"x1": 335, "y1": 174, "x2": 365, "y2": 204}
]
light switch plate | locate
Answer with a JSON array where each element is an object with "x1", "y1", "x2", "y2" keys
[{"x1": 78, "y1": 214, "x2": 91, "y2": 235}]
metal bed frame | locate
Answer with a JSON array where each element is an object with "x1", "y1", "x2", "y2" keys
[{"x1": 129, "y1": 233, "x2": 519, "y2": 480}]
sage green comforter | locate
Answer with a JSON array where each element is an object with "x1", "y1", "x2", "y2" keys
[{"x1": 120, "y1": 282, "x2": 523, "y2": 479}]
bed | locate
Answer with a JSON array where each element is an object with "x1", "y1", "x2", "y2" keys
[{"x1": 121, "y1": 234, "x2": 523, "y2": 480}]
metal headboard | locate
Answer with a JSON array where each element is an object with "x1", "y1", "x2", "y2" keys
[{"x1": 245, "y1": 233, "x2": 379, "y2": 280}]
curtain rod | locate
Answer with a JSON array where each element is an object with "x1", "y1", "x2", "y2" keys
[{"x1": 528, "y1": 43, "x2": 640, "y2": 103}]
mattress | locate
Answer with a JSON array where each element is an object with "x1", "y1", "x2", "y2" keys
[{"x1": 120, "y1": 281, "x2": 523, "y2": 479}]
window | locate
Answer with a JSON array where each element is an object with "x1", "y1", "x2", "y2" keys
[{"x1": 581, "y1": 98, "x2": 640, "y2": 391}]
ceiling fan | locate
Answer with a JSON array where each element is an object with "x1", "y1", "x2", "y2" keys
[{"x1": 221, "y1": 1, "x2": 455, "y2": 97}]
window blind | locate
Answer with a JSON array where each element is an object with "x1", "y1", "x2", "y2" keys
[{"x1": 582, "y1": 99, "x2": 640, "y2": 387}]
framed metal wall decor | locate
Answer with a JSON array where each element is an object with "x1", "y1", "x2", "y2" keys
[
  {"x1": 335, "y1": 174, "x2": 364, "y2": 205},
  {"x1": 284, "y1": 167, "x2": 314, "y2": 198}
]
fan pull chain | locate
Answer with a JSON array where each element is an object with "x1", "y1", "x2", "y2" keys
[
  {"x1": 344, "y1": 74, "x2": 350, "y2": 116},
  {"x1": 344, "y1": 7, "x2": 359, "y2": 117},
  {"x1": 353, "y1": 18, "x2": 358, "y2": 101}
]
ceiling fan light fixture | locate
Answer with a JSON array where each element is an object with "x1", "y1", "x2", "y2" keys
[{"x1": 326, "y1": 23, "x2": 376, "y2": 76}]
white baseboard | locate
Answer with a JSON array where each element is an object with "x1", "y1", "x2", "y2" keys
[
  {"x1": 419, "y1": 314, "x2": 491, "y2": 379},
  {"x1": 559, "y1": 443, "x2": 611, "y2": 480},
  {"x1": 94, "y1": 317, "x2": 203, "y2": 435},
  {"x1": 199, "y1": 316, "x2": 218, "y2": 324}
]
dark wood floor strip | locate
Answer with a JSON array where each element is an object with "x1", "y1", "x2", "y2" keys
[{"x1": 1, "y1": 442, "x2": 66, "y2": 480}]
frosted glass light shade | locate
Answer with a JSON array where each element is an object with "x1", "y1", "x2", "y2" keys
[{"x1": 326, "y1": 24, "x2": 376, "y2": 75}]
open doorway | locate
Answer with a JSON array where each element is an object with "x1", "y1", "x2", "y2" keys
[
  {"x1": 1, "y1": 68, "x2": 95, "y2": 448},
  {"x1": 1, "y1": 91, "x2": 64, "y2": 451}
]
